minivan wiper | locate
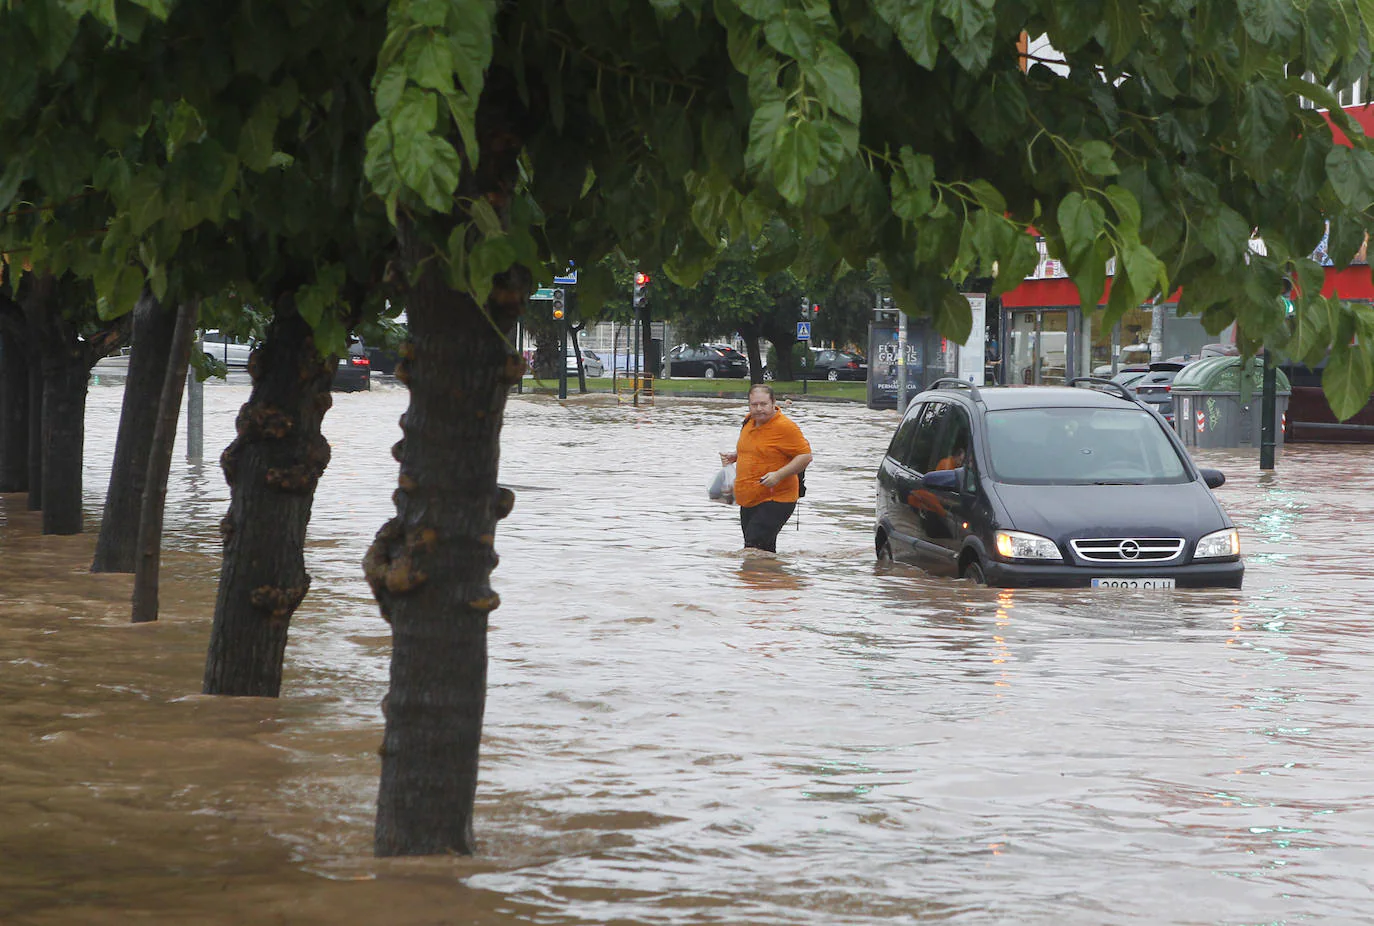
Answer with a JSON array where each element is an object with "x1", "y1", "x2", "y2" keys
[{"x1": 1093, "y1": 480, "x2": 1143, "y2": 485}]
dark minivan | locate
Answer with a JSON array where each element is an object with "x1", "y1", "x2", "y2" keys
[{"x1": 875, "y1": 379, "x2": 1243, "y2": 588}]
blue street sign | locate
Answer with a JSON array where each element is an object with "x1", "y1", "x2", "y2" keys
[{"x1": 796, "y1": 321, "x2": 812, "y2": 341}]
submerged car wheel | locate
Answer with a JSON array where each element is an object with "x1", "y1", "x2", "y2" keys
[
  {"x1": 962, "y1": 559, "x2": 986, "y2": 585},
  {"x1": 876, "y1": 535, "x2": 894, "y2": 562},
  {"x1": 827, "y1": 369, "x2": 839, "y2": 381}
]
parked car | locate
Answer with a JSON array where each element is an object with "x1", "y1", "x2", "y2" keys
[
  {"x1": 566, "y1": 349, "x2": 605, "y2": 377},
  {"x1": 1125, "y1": 361, "x2": 1186, "y2": 425},
  {"x1": 198, "y1": 330, "x2": 255, "y2": 369},
  {"x1": 666, "y1": 344, "x2": 749, "y2": 378},
  {"x1": 811, "y1": 349, "x2": 868, "y2": 381},
  {"x1": 1109, "y1": 366, "x2": 1152, "y2": 389},
  {"x1": 874, "y1": 378, "x2": 1243, "y2": 588},
  {"x1": 332, "y1": 340, "x2": 371, "y2": 392}
]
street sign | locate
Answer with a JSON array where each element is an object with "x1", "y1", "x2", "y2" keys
[
  {"x1": 553, "y1": 271, "x2": 578, "y2": 285},
  {"x1": 531, "y1": 287, "x2": 555, "y2": 301},
  {"x1": 796, "y1": 321, "x2": 812, "y2": 340}
]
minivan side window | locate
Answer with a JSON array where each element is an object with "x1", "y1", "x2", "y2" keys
[
  {"x1": 931, "y1": 405, "x2": 973, "y2": 470},
  {"x1": 885, "y1": 402, "x2": 924, "y2": 465},
  {"x1": 905, "y1": 402, "x2": 944, "y2": 473}
]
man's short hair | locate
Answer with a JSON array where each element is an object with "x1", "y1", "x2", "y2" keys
[{"x1": 749, "y1": 384, "x2": 775, "y2": 402}]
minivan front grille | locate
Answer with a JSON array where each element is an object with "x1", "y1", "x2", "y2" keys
[{"x1": 1070, "y1": 537, "x2": 1185, "y2": 562}]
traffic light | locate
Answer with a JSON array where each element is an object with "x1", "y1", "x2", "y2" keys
[
  {"x1": 812, "y1": 304, "x2": 821, "y2": 315},
  {"x1": 552, "y1": 288, "x2": 566, "y2": 320},
  {"x1": 633, "y1": 272, "x2": 650, "y2": 309}
]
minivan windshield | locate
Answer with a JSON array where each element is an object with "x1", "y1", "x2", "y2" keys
[{"x1": 984, "y1": 407, "x2": 1191, "y2": 485}]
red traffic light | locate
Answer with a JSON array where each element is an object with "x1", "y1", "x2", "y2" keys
[
  {"x1": 812, "y1": 304, "x2": 820, "y2": 314},
  {"x1": 635, "y1": 272, "x2": 651, "y2": 286}
]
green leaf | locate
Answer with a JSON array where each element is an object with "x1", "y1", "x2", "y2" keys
[
  {"x1": 394, "y1": 132, "x2": 462, "y2": 211},
  {"x1": 1237, "y1": 0, "x2": 1300, "y2": 43},
  {"x1": 445, "y1": 91, "x2": 479, "y2": 165},
  {"x1": 1104, "y1": 184, "x2": 1141, "y2": 232},
  {"x1": 1326, "y1": 146, "x2": 1374, "y2": 209},
  {"x1": 448, "y1": 0, "x2": 494, "y2": 98},
  {"x1": 237, "y1": 101, "x2": 278, "y2": 172},
  {"x1": 773, "y1": 119, "x2": 820, "y2": 203},
  {"x1": 806, "y1": 40, "x2": 861, "y2": 122},
  {"x1": 573, "y1": 263, "x2": 617, "y2": 314},
  {"x1": 874, "y1": 0, "x2": 938, "y2": 69},
  {"x1": 932, "y1": 283, "x2": 973, "y2": 344},
  {"x1": 891, "y1": 146, "x2": 934, "y2": 220},
  {"x1": 390, "y1": 87, "x2": 438, "y2": 137},
  {"x1": 407, "y1": 32, "x2": 456, "y2": 94},
  {"x1": 763, "y1": 9, "x2": 817, "y2": 60},
  {"x1": 1080, "y1": 140, "x2": 1119, "y2": 177},
  {"x1": 409, "y1": 0, "x2": 450, "y2": 27},
  {"x1": 745, "y1": 100, "x2": 786, "y2": 171},
  {"x1": 991, "y1": 230, "x2": 1040, "y2": 297},
  {"x1": 1237, "y1": 84, "x2": 1287, "y2": 159},
  {"x1": 966, "y1": 179, "x2": 1006, "y2": 216},
  {"x1": 1323, "y1": 338, "x2": 1374, "y2": 421},
  {"x1": 468, "y1": 235, "x2": 517, "y2": 306},
  {"x1": 1120, "y1": 241, "x2": 1168, "y2": 301},
  {"x1": 1196, "y1": 205, "x2": 1251, "y2": 271},
  {"x1": 165, "y1": 99, "x2": 206, "y2": 159},
  {"x1": 0, "y1": 157, "x2": 25, "y2": 212},
  {"x1": 468, "y1": 197, "x2": 503, "y2": 237},
  {"x1": 374, "y1": 65, "x2": 407, "y2": 117},
  {"x1": 95, "y1": 264, "x2": 144, "y2": 321},
  {"x1": 1057, "y1": 192, "x2": 1103, "y2": 264},
  {"x1": 1289, "y1": 296, "x2": 1334, "y2": 365}
]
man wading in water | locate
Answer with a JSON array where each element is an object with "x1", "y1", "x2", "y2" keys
[{"x1": 719, "y1": 384, "x2": 813, "y2": 553}]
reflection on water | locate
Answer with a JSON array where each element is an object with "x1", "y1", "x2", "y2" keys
[{"x1": 2, "y1": 381, "x2": 1374, "y2": 924}]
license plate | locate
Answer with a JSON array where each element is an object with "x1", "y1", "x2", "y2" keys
[{"x1": 1091, "y1": 577, "x2": 1176, "y2": 589}]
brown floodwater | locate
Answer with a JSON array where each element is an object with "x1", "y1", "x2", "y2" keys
[{"x1": 2, "y1": 376, "x2": 1373, "y2": 924}]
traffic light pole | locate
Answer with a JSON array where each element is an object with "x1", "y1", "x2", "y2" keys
[
  {"x1": 557, "y1": 316, "x2": 568, "y2": 400},
  {"x1": 1260, "y1": 350, "x2": 1276, "y2": 470}
]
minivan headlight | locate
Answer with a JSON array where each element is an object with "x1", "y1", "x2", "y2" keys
[
  {"x1": 994, "y1": 530, "x2": 1062, "y2": 561},
  {"x1": 1195, "y1": 528, "x2": 1240, "y2": 559}
]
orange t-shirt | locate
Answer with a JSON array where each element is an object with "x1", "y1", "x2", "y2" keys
[{"x1": 734, "y1": 412, "x2": 811, "y2": 508}]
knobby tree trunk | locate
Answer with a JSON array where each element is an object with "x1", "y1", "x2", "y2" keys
[
  {"x1": 94, "y1": 291, "x2": 179, "y2": 573},
  {"x1": 22, "y1": 275, "x2": 87, "y2": 535},
  {"x1": 369, "y1": 222, "x2": 527, "y2": 857},
  {"x1": 131, "y1": 301, "x2": 198, "y2": 623},
  {"x1": 26, "y1": 356, "x2": 41, "y2": 511},
  {"x1": 0, "y1": 323, "x2": 29, "y2": 493},
  {"x1": 202, "y1": 302, "x2": 334, "y2": 696}
]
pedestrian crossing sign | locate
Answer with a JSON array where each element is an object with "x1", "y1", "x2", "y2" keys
[{"x1": 796, "y1": 322, "x2": 811, "y2": 340}]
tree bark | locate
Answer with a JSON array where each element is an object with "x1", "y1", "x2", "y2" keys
[
  {"x1": 202, "y1": 301, "x2": 334, "y2": 696},
  {"x1": 131, "y1": 301, "x2": 197, "y2": 622},
  {"x1": 0, "y1": 322, "x2": 29, "y2": 493},
  {"x1": 21, "y1": 274, "x2": 88, "y2": 535},
  {"x1": 93, "y1": 291, "x2": 179, "y2": 572},
  {"x1": 26, "y1": 355, "x2": 41, "y2": 511},
  {"x1": 370, "y1": 221, "x2": 526, "y2": 857},
  {"x1": 39, "y1": 359, "x2": 89, "y2": 534}
]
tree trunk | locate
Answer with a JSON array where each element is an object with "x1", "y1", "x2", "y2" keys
[
  {"x1": 93, "y1": 292, "x2": 179, "y2": 572},
  {"x1": 21, "y1": 275, "x2": 88, "y2": 535},
  {"x1": 131, "y1": 301, "x2": 197, "y2": 623},
  {"x1": 0, "y1": 325, "x2": 29, "y2": 493},
  {"x1": 370, "y1": 223, "x2": 526, "y2": 857},
  {"x1": 39, "y1": 359, "x2": 89, "y2": 534},
  {"x1": 26, "y1": 355, "x2": 42, "y2": 511},
  {"x1": 202, "y1": 302, "x2": 334, "y2": 696}
]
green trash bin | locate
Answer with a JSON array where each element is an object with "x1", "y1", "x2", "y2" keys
[{"x1": 1171, "y1": 357, "x2": 1291, "y2": 449}]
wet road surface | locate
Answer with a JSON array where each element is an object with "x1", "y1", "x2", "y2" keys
[{"x1": 2, "y1": 378, "x2": 1373, "y2": 924}]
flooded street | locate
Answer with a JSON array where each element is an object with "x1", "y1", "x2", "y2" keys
[{"x1": 3, "y1": 377, "x2": 1374, "y2": 924}]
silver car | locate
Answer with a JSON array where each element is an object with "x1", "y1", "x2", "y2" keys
[{"x1": 198, "y1": 330, "x2": 255, "y2": 369}]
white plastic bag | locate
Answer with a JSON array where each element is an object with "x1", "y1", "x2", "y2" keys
[{"x1": 707, "y1": 463, "x2": 736, "y2": 503}]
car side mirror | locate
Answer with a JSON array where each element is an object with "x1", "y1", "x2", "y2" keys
[
  {"x1": 1199, "y1": 467, "x2": 1226, "y2": 489},
  {"x1": 921, "y1": 469, "x2": 960, "y2": 490}
]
